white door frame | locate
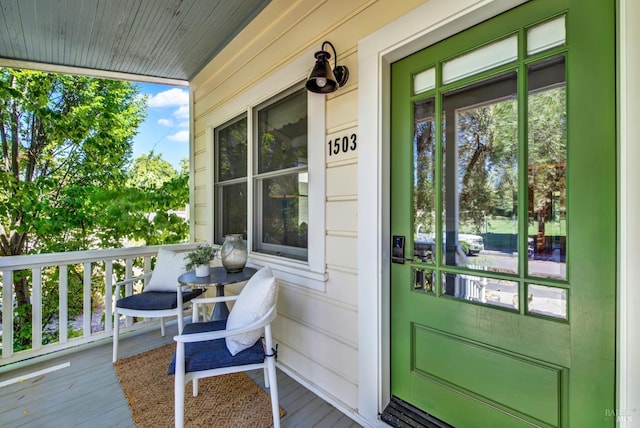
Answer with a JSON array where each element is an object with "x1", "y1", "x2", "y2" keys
[
  {"x1": 356, "y1": 0, "x2": 639, "y2": 425},
  {"x1": 617, "y1": 0, "x2": 640, "y2": 425}
]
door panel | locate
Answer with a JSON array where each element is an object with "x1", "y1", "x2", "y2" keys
[{"x1": 389, "y1": 0, "x2": 615, "y2": 426}]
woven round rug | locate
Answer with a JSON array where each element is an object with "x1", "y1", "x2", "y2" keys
[{"x1": 114, "y1": 343, "x2": 284, "y2": 428}]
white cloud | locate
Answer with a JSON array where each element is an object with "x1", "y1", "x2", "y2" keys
[
  {"x1": 173, "y1": 105, "x2": 189, "y2": 119},
  {"x1": 157, "y1": 118, "x2": 174, "y2": 127},
  {"x1": 147, "y1": 88, "x2": 188, "y2": 107},
  {"x1": 168, "y1": 130, "x2": 189, "y2": 143}
]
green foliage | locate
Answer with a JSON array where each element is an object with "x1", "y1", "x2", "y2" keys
[
  {"x1": 0, "y1": 68, "x2": 189, "y2": 351},
  {"x1": 457, "y1": 98, "x2": 518, "y2": 231},
  {"x1": 184, "y1": 243, "x2": 218, "y2": 270},
  {"x1": 127, "y1": 150, "x2": 176, "y2": 188}
]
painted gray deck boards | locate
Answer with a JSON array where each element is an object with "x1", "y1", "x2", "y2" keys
[{"x1": 0, "y1": 324, "x2": 362, "y2": 428}]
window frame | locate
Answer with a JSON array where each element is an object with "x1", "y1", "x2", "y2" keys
[
  {"x1": 252, "y1": 84, "x2": 309, "y2": 260},
  {"x1": 206, "y1": 55, "x2": 327, "y2": 290},
  {"x1": 214, "y1": 113, "x2": 248, "y2": 244}
]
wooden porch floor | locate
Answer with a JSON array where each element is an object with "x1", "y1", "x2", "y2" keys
[{"x1": 0, "y1": 325, "x2": 362, "y2": 428}]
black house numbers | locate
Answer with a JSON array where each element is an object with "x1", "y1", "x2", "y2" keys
[{"x1": 327, "y1": 133, "x2": 357, "y2": 156}]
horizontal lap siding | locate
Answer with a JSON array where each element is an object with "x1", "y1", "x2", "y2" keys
[{"x1": 190, "y1": 0, "x2": 426, "y2": 413}]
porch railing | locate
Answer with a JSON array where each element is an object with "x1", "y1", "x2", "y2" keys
[{"x1": 0, "y1": 243, "x2": 198, "y2": 366}]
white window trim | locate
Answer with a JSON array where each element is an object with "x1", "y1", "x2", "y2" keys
[{"x1": 205, "y1": 52, "x2": 327, "y2": 291}]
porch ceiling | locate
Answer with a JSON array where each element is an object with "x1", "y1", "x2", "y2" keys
[{"x1": 0, "y1": 0, "x2": 270, "y2": 84}]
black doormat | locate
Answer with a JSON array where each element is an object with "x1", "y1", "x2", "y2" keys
[{"x1": 381, "y1": 396, "x2": 453, "y2": 428}]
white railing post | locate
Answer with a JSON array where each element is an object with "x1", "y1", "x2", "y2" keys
[
  {"x1": 1, "y1": 270, "x2": 14, "y2": 359},
  {"x1": 124, "y1": 258, "x2": 134, "y2": 327},
  {"x1": 83, "y1": 262, "x2": 92, "y2": 337},
  {"x1": 32, "y1": 268, "x2": 43, "y2": 351},
  {"x1": 59, "y1": 265, "x2": 68, "y2": 343},
  {"x1": 144, "y1": 256, "x2": 151, "y2": 286},
  {"x1": 104, "y1": 260, "x2": 113, "y2": 333}
]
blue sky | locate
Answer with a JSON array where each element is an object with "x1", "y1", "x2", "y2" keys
[{"x1": 131, "y1": 83, "x2": 189, "y2": 170}]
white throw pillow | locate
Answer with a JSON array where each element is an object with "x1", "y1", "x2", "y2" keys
[
  {"x1": 225, "y1": 266, "x2": 277, "y2": 356},
  {"x1": 144, "y1": 248, "x2": 189, "y2": 292}
]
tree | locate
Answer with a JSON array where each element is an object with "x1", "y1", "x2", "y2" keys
[
  {"x1": 413, "y1": 99, "x2": 436, "y2": 239},
  {"x1": 0, "y1": 69, "x2": 146, "y2": 255},
  {"x1": 0, "y1": 68, "x2": 188, "y2": 350},
  {"x1": 456, "y1": 98, "x2": 518, "y2": 232},
  {"x1": 127, "y1": 150, "x2": 176, "y2": 189}
]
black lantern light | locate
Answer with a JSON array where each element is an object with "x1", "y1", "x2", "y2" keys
[{"x1": 305, "y1": 41, "x2": 349, "y2": 94}]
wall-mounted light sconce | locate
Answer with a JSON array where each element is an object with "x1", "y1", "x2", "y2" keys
[{"x1": 305, "y1": 41, "x2": 349, "y2": 94}]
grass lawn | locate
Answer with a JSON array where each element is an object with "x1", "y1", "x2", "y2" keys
[{"x1": 461, "y1": 217, "x2": 567, "y2": 237}]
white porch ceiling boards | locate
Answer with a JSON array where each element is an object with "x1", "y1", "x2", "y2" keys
[{"x1": 0, "y1": 0, "x2": 270, "y2": 83}]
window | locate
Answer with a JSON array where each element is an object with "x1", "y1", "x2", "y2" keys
[
  {"x1": 408, "y1": 15, "x2": 568, "y2": 318},
  {"x1": 214, "y1": 114, "x2": 248, "y2": 243},
  {"x1": 214, "y1": 84, "x2": 308, "y2": 261}
]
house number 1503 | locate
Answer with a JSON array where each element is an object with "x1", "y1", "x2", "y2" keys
[{"x1": 328, "y1": 133, "x2": 357, "y2": 156}]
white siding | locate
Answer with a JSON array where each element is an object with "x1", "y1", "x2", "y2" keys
[{"x1": 190, "y1": 0, "x2": 424, "y2": 417}]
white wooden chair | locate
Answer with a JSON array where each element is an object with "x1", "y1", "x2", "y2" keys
[
  {"x1": 112, "y1": 248, "x2": 203, "y2": 362},
  {"x1": 169, "y1": 265, "x2": 280, "y2": 428}
]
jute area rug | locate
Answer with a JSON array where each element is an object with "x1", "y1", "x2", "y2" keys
[{"x1": 114, "y1": 343, "x2": 284, "y2": 428}]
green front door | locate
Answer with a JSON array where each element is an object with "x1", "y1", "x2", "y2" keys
[{"x1": 389, "y1": 1, "x2": 615, "y2": 426}]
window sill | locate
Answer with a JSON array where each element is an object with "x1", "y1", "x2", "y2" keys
[{"x1": 248, "y1": 253, "x2": 328, "y2": 292}]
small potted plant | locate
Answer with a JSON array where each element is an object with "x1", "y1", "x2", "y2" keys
[{"x1": 185, "y1": 243, "x2": 218, "y2": 277}]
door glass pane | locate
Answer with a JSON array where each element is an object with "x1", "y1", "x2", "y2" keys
[
  {"x1": 414, "y1": 68, "x2": 436, "y2": 95},
  {"x1": 413, "y1": 267, "x2": 435, "y2": 294},
  {"x1": 443, "y1": 35, "x2": 517, "y2": 84},
  {"x1": 444, "y1": 273, "x2": 519, "y2": 311},
  {"x1": 527, "y1": 56, "x2": 566, "y2": 280},
  {"x1": 257, "y1": 88, "x2": 308, "y2": 173},
  {"x1": 413, "y1": 98, "x2": 436, "y2": 264},
  {"x1": 527, "y1": 283, "x2": 567, "y2": 320},
  {"x1": 527, "y1": 15, "x2": 565, "y2": 56},
  {"x1": 442, "y1": 72, "x2": 518, "y2": 274}
]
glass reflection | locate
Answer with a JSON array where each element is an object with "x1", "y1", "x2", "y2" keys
[
  {"x1": 442, "y1": 72, "x2": 518, "y2": 274},
  {"x1": 257, "y1": 89, "x2": 308, "y2": 174},
  {"x1": 444, "y1": 273, "x2": 519, "y2": 311},
  {"x1": 260, "y1": 173, "x2": 308, "y2": 250},
  {"x1": 216, "y1": 116, "x2": 247, "y2": 181},
  {"x1": 527, "y1": 56, "x2": 567, "y2": 280},
  {"x1": 413, "y1": 98, "x2": 436, "y2": 264},
  {"x1": 220, "y1": 182, "x2": 247, "y2": 240},
  {"x1": 527, "y1": 284, "x2": 567, "y2": 320},
  {"x1": 413, "y1": 267, "x2": 435, "y2": 294}
]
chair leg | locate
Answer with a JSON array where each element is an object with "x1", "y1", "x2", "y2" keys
[
  {"x1": 175, "y1": 343, "x2": 185, "y2": 428},
  {"x1": 263, "y1": 367, "x2": 270, "y2": 388},
  {"x1": 160, "y1": 317, "x2": 166, "y2": 336},
  {"x1": 192, "y1": 302, "x2": 199, "y2": 322},
  {"x1": 112, "y1": 310, "x2": 120, "y2": 363},
  {"x1": 262, "y1": 325, "x2": 280, "y2": 427},
  {"x1": 193, "y1": 378, "x2": 199, "y2": 397},
  {"x1": 178, "y1": 309, "x2": 184, "y2": 334},
  {"x1": 266, "y1": 357, "x2": 280, "y2": 428}
]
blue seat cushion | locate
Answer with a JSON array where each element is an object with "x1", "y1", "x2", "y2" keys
[
  {"x1": 116, "y1": 289, "x2": 203, "y2": 311},
  {"x1": 168, "y1": 320, "x2": 265, "y2": 375}
]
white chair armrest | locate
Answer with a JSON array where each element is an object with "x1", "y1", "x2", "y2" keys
[
  {"x1": 190, "y1": 295, "x2": 239, "y2": 322},
  {"x1": 173, "y1": 305, "x2": 276, "y2": 344},
  {"x1": 114, "y1": 272, "x2": 153, "y2": 296},
  {"x1": 190, "y1": 295, "x2": 239, "y2": 305},
  {"x1": 114, "y1": 272, "x2": 153, "y2": 288}
]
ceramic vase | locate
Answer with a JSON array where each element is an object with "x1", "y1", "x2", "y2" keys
[
  {"x1": 221, "y1": 234, "x2": 247, "y2": 273},
  {"x1": 195, "y1": 264, "x2": 210, "y2": 277}
]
